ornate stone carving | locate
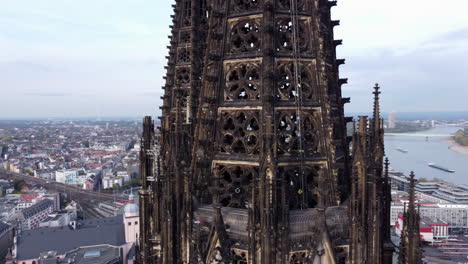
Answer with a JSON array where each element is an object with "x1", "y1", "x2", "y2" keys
[
  {"x1": 276, "y1": 61, "x2": 314, "y2": 101},
  {"x1": 176, "y1": 67, "x2": 191, "y2": 86},
  {"x1": 289, "y1": 251, "x2": 312, "y2": 264},
  {"x1": 231, "y1": 249, "x2": 248, "y2": 264},
  {"x1": 220, "y1": 111, "x2": 260, "y2": 154},
  {"x1": 225, "y1": 61, "x2": 261, "y2": 101},
  {"x1": 231, "y1": 0, "x2": 261, "y2": 13},
  {"x1": 229, "y1": 20, "x2": 261, "y2": 54},
  {"x1": 277, "y1": 111, "x2": 319, "y2": 155},
  {"x1": 178, "y1": 47, "x2": 191, "y2": 63},
  {"x1": 277, "y1": 18, "x2": 310, "y2": 53},
  {"x1": 216, "y1": 165, "x2": 257, "y2": 208},
  {"x1": 179, "y1": 30, "x2": 191, "y2": 44},
  {"x1": 181, "y1": 0, "x2": 192, "y2": 27}
]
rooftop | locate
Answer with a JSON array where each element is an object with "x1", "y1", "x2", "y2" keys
[
  {"x1": 63, "y1": 245, "x2": 121, "y2": 264},
  {"x1": 21, "y1": 199, "x2": 53, "y2": 219},
  {"x1": 420, "y1": 217, "x2": 447, "y2": 226},
  {"x1": 16, "y1": 215, "x2": 125, "y2": 260},
  {"x1": 0, "y1": 221, "x2": 12, "y2": 236}
]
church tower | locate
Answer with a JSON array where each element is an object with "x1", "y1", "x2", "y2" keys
[
  {"x1": 124, "y1": 192, "x2": 140, "y2": 244},
  {"x1": 138, "y1": 1, "x2": 394, "y2": 263}
]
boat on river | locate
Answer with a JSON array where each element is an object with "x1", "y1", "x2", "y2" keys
[
  {"x1": 427, "y1": 163, "x2": 455, "y2": 173},
  {"x1": 396, "y1": 148, "x2": 408, "y2": 153}
]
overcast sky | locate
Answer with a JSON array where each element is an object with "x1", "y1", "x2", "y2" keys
[{"x1": 1, "y1": 0, "x2": 467, "y2": 119}]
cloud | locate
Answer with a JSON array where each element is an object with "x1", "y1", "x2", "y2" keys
[
  {"x1": 137, "y1": 91, "x2": 161, "y2": 97},
  {"x1": 429, "y1": 27, "x2": 468, "y2": 43},
  {"x1": 24, "y1": 92, "x2": 73, "y2": 97},
  {"x1": 1, "y1": 0, "x2": 467, "y2": 118},
  {"x1": 341, "y1": 32, "x2": 468, "y2": 112}
]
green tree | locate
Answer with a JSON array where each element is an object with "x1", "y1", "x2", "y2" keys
[
  {"x1": 454, "y1": 129, "x2": 468, "y2": 146},
  {"x1": 13, "y1": 179, "x2": 25, "y2": 192},
  {"x1": 81, "y1": 140, "x2": 90, "y2": 148}
]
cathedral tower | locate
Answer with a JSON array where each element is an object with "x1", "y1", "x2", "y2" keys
[{"x1": 138, "y1": 1, "x2": 393, "y2": 263}]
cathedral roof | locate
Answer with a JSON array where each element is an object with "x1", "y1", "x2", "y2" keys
[{"x1": 16, "y1": 216, "x2": 125, "y2": 260}]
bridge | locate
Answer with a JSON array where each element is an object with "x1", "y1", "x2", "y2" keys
[
  {"x1": 385, "y1": 133, "x2": 451, "y2": 137},
  {"x1": 432, "y1": 120, "x2": 468, "y2": 128}
]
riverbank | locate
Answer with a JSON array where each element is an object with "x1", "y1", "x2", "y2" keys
[
  {"x1": 444, "y1": 137, "x2": 468, "y2": 155},
  {"x1": 385, "y1": 127, "x2": 431, "y2": 134}
]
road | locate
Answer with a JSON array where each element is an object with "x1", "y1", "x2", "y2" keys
[{"x1": 0, "y1": 169, "x2": 126, "y2": 202}]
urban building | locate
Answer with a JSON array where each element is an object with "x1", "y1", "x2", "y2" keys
[
  {"x1": 38, "y1": 212, "x2": 73, "y2": 228},
  {"x1": 137, "y1": 0, "x2": 394, "y2": 263},
  {"x1": 97, "y1": 202, "x2": 126, "y2": 218},
  {"x1": 391, "y1": 190, "x2": 468, "y2": 231},
  {"x1": 15, "y1": 195, "x2": 37, "y2": 212},
  {"x1": 16, "y1": 199, "x2": 54, "y2": 230},
  {"x1": 432, "y1": 185, "x2": 468, "y2": 204},
  {"x1": 390, "y1": 174, "x2": 411, "y2": 192},
  {"x1": 33, "y1": 170, "x2": 55, "y2": 181},
  {"x1": 15, "y1": 194, "x2": 139, "y2": 264},
  {"x1": 388, "y1": 111, "x2": 396, "y2": 129},
  {"x1": 0, "y1": 221, "x2": 14, "y2": 264},
  {"x1": 0, "y1": 120, "x2": 140, "y2": 192},
  {"x1": 55, "y1": 169, "x2": 86, "y2": 186},
  {"x1": 395, "y1": 214, "x2": 448, "y2": 243}
]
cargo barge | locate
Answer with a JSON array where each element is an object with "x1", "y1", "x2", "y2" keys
[
  {"x1": 396, "y1": 148, "x2": 408, "y2": 153},
  {"x1": 427, "y1": 163, "x2": 455, "y2": 173}
]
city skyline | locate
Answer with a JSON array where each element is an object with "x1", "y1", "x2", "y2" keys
[{"x1": 1, "y1": 0, "x2": 468, "y2": 118}]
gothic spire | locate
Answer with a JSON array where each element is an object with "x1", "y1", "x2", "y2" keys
[
  {"x1": 373, "y1": 83, "x2": 381, "y2": 130},
  {"x1": 398, "y1": 171, "x2": 422, "y2": 264},
  {"x1": 408, "y1": 172, "x2": 417, "y2": 213},
  {"x1": 382, "y1": 157, "x2": 395, "y2": 264}
]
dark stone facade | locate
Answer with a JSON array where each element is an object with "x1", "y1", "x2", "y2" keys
[{"x1": 137, "y1": 1, "x2": 403, "y2": 263}]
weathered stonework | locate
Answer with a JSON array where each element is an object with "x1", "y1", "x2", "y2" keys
[{"x1": 137, "y1": 1, "x2": 397, "y2": 264}]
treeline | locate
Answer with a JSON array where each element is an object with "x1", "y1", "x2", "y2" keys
[
  {"x1": 454, "y1": 129, "x2": 468, "y2": 146},
  {"x1": 386, "y1": 121, "x2": 431, "y2": 133}
]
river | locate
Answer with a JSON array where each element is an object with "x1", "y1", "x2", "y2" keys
[{"x1": 385, "y1": 127, "x2": 468, "y2": 185}]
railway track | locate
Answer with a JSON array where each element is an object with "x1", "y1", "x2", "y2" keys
[
  {"x1": 0, "y1": 169, "x2": 129, "y2": 219},
  {"x1": 0, "y1": 169, "x2": 126, "y2": 202}
]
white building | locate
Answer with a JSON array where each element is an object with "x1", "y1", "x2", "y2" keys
[
  {"x1": 15, "y1": 201, "x2": 34, "y2": 212},
  {"x1": 55, "y1": 170, "x2": 78, "y2": 184},
  {"x1": 391, "y1": 203, "x2": 468, "y2": 230},
  {"x1": 117, "y1": 171, "x2": 131, "y2": 183},
  {"x1": 395, "y1": 213, "x2": 448, "y2": 243},
  {"x1": 33, "y1": 170, "x2": 55, "y2": 180},
  {"x1": 113, "y1": 177, "x2": 124, "y2": 188},
  {"x1": 432, "y1": 186, "x2": 468, "y2": 204},
  {"x1": 39, "y1": 212, "x2": 72, "y2": 228},
  {"x1": 388, "y1": 111, "x2": 396, "y2": 128},
  {"x1": 55, "y1": 169, "x2": 86, "y2": 185},
  {"x1": 103, "y1": 176, "x2": 114, "y2": 189}
]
